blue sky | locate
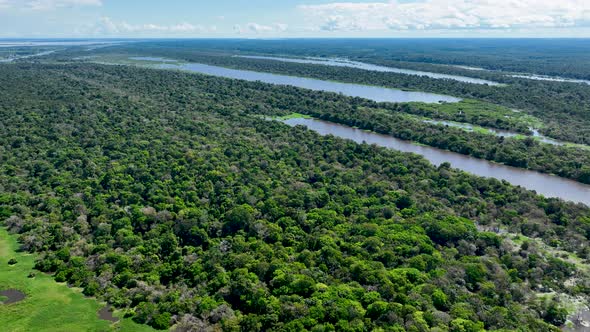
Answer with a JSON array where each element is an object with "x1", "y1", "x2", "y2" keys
[{"x1": 1, "y1": 0, "x2": 590, "y2": 38}]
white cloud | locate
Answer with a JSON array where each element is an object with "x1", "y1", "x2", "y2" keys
[
  {"x1": 88, "y1": 17, "x2": 216, "y2": 36},
  {"x1": 0, "y1": 0, "x2": 102, "y2": 10},
  {"x1": 233, "y1": 22, "x2": 289, "y2": 34},
  {"x1": 28, "y1": 0, "x2": 102, "y2": 10},
  {"x1": 299, "y1": 0, "x2": 590, "y2": 32}
]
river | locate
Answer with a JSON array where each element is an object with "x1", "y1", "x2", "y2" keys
[
  {"x1": 510, "y1": 74, "x2": 590, "y2": 85},
  {"x1": 0, "y1": 50, "x2": 56, "y2": 63},
  {"x1": 151, "y1": 60, "x2": 461, "y2": 103},
  {"x1": 281, "y1": 117, "x2": 590, "y2": 206},
  {"x1": 239, "y1": 55, "x2": 502, "y2": 86},
  {"x1": 142, "y1": 57, "x2": 576, "y2": 147}
]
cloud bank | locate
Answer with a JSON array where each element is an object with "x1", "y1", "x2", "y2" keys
[
  {"x1": 0, "y1": 0, "x2": 102, "y2": 10},
  {"x1": 233, "y1": 23, "x2": 288, "y2": 34},
  {"x1": 88, "y1": 17, "x2": 216, "y2": 36},
  {"x1": 299, "y1": 0, "x2": 590, "y2": 31}
]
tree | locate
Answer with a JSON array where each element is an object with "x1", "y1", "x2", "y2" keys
[
  {"x1": 223, "y1": 204, "x2": 256, "y2": 235},
  {"x1": 422, "y1": 215, "x2": 477, "y2": 246}
]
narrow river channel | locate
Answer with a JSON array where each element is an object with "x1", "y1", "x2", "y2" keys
[
  {"x1": 239, "y1": 55, "x2": 502, "y2": 86},
  {"x1": 281, "y1": 117, "x2": 590, "y2": 206}
]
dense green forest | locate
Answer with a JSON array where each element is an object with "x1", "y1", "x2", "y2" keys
[
  {"x1": 56, "y1": 50, "x2": 590, "y2": 184},
  {"x1": 2, "y1": 62, "x2": 590, "y2": 331},
  {"x1": 74, "y1": 43, "x2": 590, "y2": 146}
]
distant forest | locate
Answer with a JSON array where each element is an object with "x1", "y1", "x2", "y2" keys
[
  {"x1": 79, "y1": 41, "x2": 590, "y2": 147},
  {"x1": 113, "y1": 39, "x2": 590, "y2": 80}
]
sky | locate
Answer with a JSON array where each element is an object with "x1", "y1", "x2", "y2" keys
[{"x1": 1, "y1": 0, "x2": 590, "y2": 38}]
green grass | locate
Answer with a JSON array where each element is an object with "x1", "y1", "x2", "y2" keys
[
  {"x1": 470, "y1": 127, "x2": 491, "y2": 134},
  {"x1": 0, "y1": 228, "x2": 155, "y2": 332},
  {"x1": 84, "y1": 54, "x2": 187, "y2": 68},
  {"x1": 273, "y1": 112, "x2": 313, "y2": 120},
  {"x1": 409, "y1": 99, "x2": 545, "y2": 129}
]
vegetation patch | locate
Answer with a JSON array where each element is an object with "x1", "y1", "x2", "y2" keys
[
  {"x1": 407, "y1": 99, "x2": 544, "y2": 133},
  {"x1": 85, "y1": 54, "x2": 187, "y2": 68},
  {"x1": 0, "y1": 228, "x2": 153, "y2": 332},
  {"x1": 272, "y1": 112, "x2": 312, "y2": 120}
]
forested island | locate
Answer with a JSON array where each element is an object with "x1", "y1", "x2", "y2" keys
[
  {"x1": 86, "y1": 40, "x2": 590, "y2": 148},
  {"x1": 1, "y1": 52, "x2": 590, "y2": 331}
]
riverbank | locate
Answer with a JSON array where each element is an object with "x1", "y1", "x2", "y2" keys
[{"x1": 276, "y1": 116, "x2": 590, "y2": 205}]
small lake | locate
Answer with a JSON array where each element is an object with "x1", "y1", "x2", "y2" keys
[
  {"x1": 281, "y1": 117, "x2": 590, "y2": 206},
  {"x1": 155, "y1": 61, "x2": 461, "y2": 103},
  {"x1": 239, "y1": 55, "x2": 502, "y2": 86}
]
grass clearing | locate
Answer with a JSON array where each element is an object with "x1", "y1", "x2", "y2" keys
[
  {"x1": 273, "y1": 112, "x2": 313, "y2": 120},
  {"x1": 409, "y1": 99, "x2": 545, "y2": 130},
  {"x1": 81, "y1": 54, "x2": 187, "y2": 68},
  {"x1": 0, "y1": 228, "x2": 155, "y2": 332}
]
